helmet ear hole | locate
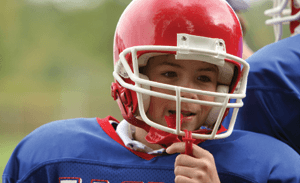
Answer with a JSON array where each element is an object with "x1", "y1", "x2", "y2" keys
[{"x1": 205, "y1": 85, "x2": 229, "y2": 126}]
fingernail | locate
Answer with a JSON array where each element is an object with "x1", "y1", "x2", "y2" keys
[{"x1": 166, "y1": 147, "x2": 170, "y2": 154}]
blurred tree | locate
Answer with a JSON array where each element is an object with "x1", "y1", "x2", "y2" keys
[{"x1": 0, "y1": 0, "x2": 128, "y2": 136}]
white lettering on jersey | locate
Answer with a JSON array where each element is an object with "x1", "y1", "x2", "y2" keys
[{"x1": 59, "y1": 177, "x2": 82, "y2": 183}]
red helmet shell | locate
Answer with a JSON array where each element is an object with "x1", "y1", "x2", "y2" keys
[{"x1": 114, "y1": 0, "x2": 243, "y2": 65}]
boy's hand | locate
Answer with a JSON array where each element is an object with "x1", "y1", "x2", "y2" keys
[{"x1": 166, "y1": 142, "x2": 220, "y2": 183}]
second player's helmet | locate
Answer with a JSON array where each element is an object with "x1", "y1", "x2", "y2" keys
[
  {"x1": 265, "y1": 0, "x2": 300, "y2": 41},
  {"x1": 111, "y1": 0, "x2": 249, "y2": 140}
]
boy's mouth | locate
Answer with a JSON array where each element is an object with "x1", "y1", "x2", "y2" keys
[{"x1": 169, "y1": 110, "x2": 196, "y2": 117}]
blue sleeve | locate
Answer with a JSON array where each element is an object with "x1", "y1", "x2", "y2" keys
[{"x1": 2, "y1": 118, "x2": 103, "y2": 182}]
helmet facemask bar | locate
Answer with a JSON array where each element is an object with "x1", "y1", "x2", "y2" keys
[
  {"x1": 113, "y1": 36, "x2": 249, "y2": 140},
  {"x1": 136, "y1": 87, "x2": 233, "y2": 139}
]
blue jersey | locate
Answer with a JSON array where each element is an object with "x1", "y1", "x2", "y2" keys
[
  {"x1": 231, "y1": 34, "x2": 300, "y2": 154},
  {"x1": 3, "y1": 117, "x2": 300, "y2": 183}
]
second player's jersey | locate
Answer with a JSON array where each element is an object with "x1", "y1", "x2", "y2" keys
[
  {"x1": 231, "y1": 34, "x2": 300, "y2": 154},
  {"x1": 3, "y1": 117, "x2": 300, "y2": 183}
]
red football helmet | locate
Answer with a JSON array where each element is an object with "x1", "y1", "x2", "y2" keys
[
  {"x1": 265, "y1": 0, "x2": 300, "y2": 42},
  {"x1": 111, "y1": 0, "x2": 249, "y2": 140}
]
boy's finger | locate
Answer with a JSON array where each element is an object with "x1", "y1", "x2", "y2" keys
[
  {"x1": 167, "y1": 142, "x2": 210, "y2": 159},
  {"x1": 166, "y1": 142, "x2": 186, "y2": 154}
]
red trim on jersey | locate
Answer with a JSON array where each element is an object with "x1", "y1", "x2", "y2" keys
[
  {"x1": 97, "y1": 116, "x2": 227, "y2": 160},
  {"x1": 96, "y1": 116, "x2": 156, "y2": 160},
  {"x1": 91, "y1": 179, "x2": 109, "y2": 183}
]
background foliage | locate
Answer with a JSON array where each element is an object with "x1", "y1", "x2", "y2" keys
[{"x1": 0, "y1": 0, "x2": 291, "y2": 181}]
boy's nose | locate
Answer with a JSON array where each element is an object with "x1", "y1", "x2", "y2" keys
[
  {"x1": 177, "y1": 78, "x2": 200, "y2": 99},
  {"x1": 180, "y1": 88, "x2": 199, "y2": 100}
]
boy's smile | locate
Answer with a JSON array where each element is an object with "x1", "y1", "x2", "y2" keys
[{"x1": 142, "y1": 54, "x2": 218, "y2": 132}]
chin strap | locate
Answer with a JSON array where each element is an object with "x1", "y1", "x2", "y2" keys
[
  {"x1": 145, "y1": 115, "x2": 182, "y2": 148},
  {"x1": 182, "y1": 130, "x2": 195, "y2": 156},
  {"x1": 145, "y1": 114, "x2": 212, "y2": 155}
]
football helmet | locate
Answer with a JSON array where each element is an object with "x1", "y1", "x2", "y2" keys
[
  {"x1": 265, "y1": 0, "x2": 300, "y2": 42},
  {"x1": 111, "y1": 0, "x2": 249, "y2": 140}
]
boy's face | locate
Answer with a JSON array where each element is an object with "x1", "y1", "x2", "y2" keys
[{"x1": 143, "y1": 54, "x2": 218, "y2": 131}]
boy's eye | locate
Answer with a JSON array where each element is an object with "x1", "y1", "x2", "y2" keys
[
  {"x1": 197, "y1": 75, "x2": 212, "y2": 82},
  {"x1": 162, "y1": 71, "x2": 177, "y2": 78}
]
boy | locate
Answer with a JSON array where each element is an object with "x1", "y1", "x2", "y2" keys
[{"x1": 3, "y1": 0, "x2": 300, "y2": 182}]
